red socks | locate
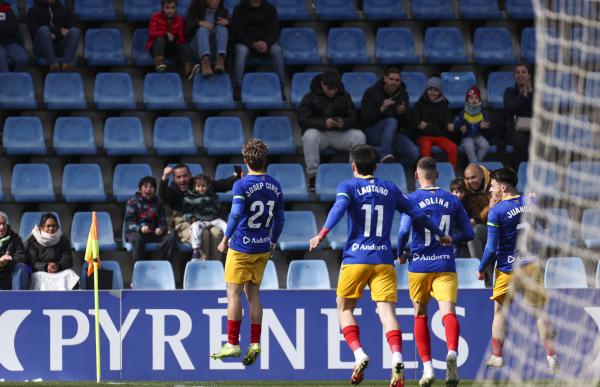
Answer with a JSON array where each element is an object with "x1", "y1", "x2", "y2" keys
[
  {"x1": 227, "y1": 320, "x2": 241, "y2": 345},
  {"x1": 342, "y1": 325, "x2": 362, "y2": 351},
  {"x1": 492, "y1": 337, "x2": 504, "y2": 357},
  {"x1": 442, "y1": 312, "x2": 460, "y2": 352},
  {"x1": 250, "y1": 323, "x2": 262, "y2": 344},
  {"x1": 385, "y1": 329, "x2": 402, "y2": 353},
  {"x1": 414, "y1": 316, "x2": 431, "y2": 362},
  {"x1": 544, "y1": 340, "x2": 556, "y2": 356}
]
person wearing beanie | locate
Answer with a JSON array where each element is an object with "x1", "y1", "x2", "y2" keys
[
  {"x1": 411, "y1": 76, "x2": 458, "y2": 170},
  {"x1": 453, "y1": 86, "x2": 490, "y2": 163}
]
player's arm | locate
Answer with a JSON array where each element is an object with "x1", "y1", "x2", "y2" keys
[
  {"x1": 270, "y1": 194, "x2": 285, "y2": 249},
  {"x1": 451, "y1": 203, "x2": 475, "y2": 244},
  {"x1": 477, "y1": 214, "x2": 500, "y2": 279},
  {"x1": 397, "y1": 193, "x2": 452, "y2": 245},
  {"x1": 218, "y1": 183, "x2": 244, "y2": 252},
  {"x1": 309, "y1": 190, "x2": 350, "y2": 251},
  {"x1": 396, "y1": 213, "x2": 412, "y2": 263}
]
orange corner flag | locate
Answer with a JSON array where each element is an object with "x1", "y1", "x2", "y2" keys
[{"x1": 85, "y1": 211, "x2": 101, "y2": 277}]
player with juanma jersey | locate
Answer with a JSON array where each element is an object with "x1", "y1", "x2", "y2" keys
[
  {"x1": 309, "y1": 145, "x2": 452, "y2": 387},
  {"x1": 477, "y1": 167, "x2": 558, "y2": 373},
  {"x1": 396, "y1": 157, "x2": 474, "y2": 387},
  {"x1": 210, "y1": 139, "x2": 285, "y2": 366}
]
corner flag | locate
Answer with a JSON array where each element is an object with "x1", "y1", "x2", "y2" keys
[{"x1": 84, "y1": 211, "x2": 101, "y2": 276}]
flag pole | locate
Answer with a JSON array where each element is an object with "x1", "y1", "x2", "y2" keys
[{"x1": 93, "y1": 258, "x2": 101, "y2": 383}]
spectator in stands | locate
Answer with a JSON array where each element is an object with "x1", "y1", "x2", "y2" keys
[
  {"x1": 361, "y1": 67, "x2": 419, "y2": 168},
  {"x1": 504, "y1": 63, "x2": 533, "y2": 169},
  {"x1": 231, "y1": 0, "x2": 285, "y2": 99},
  {"x1": 185, "y1": 0, "x2": 229, "y2": 77},
  {"x1": 299, "y1": 69, "x2": 366, "y2": 191},
  {"x1": 25, "y1": 213, "x2": 79, "y2": 290},
  {"x1": 147, "y1": 0, "x2": 200, "y2": 80},
  {"x1": 0, "y1": 212, "x2": 27, "y2": 290},
  {"x1": 454, "y1": 86, "x2": 490, "y2": 164},
  {"x1": 0, "y1": 0, "x2": 28, "y2": 72},
  {"x1": 411, "y1": 76, "x2": 457, "y2": 170},
  {"x1": 450, "y1": 178, "x2": 466, "y2": 201},
  {"x1": 125, "y1": 176, "x2": 175, "y2": 264},
  {"x1": 26, "y1": 0, "x2": 80, "y2": 72}
]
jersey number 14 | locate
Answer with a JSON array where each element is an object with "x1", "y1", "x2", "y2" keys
[{"x1": 424, "y1": 214, "x2": 450, "y2": 246}]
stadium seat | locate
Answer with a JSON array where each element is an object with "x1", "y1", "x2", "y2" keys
[
  {"x1": 596, "y1": 262, "x2": 600, "y2": 288},
  {"x1": 143, "y1": 73, "x2": 185, "y2": 110},
  {"x1": 123, "y1": 0, "x2": 158, "y2": 20},
  {"x1": 581, "y1": 209, "x2": 600, "y2": 249},
  {"x1": 62, "y1": 164, "x2": 106, "y2": 202},
  {"x1": 192, "y1": 73, "x2": 235, "y2": 110},
  {"x1": 11, "y1": 164, "x2": 54, "y2": 202},
  {"x1": 203, "y1": 116, "x2": 244, "y2": 155},
  {"x1": 287, "y1": 259, "x2": 331, "y2": 289},
  {"x1": 242, "y1": 72, "x2": 285, "y2": 109},
  {"x1": 291, "y1": 72, "x2": 320, "y2": 107},
  {"x1": 103, "y1": 117, "x2": 148, "y2": 155},
  {"x1": 315, "y1": 0, "x2": 357, "y2": 20},
  {"x1": 253, "y1": 116, "x2": 296, "y2": 155},
  {"x1": 113, "y1": 163, "x2": 153, "y2": 202},
  {"x1": 327, "y1": 214, "x2": 347, "y2": 250},
  {"x1": 224, "y1": 0, "x2": 239, "y2": 14},
  {"x1": 412, "y1": 0, "x2": 454, "y2": 19},
  {"x1": 473, "y1": 27, "x2": 517, "y2": 65},
  {"x1": 177, "y1": 0, "x2": 190, "y2": 14},
  {"x1": 279, "y1": 211, "x2": 317, "y2": 251},
  {"x1": 441, "y1": 72, "x2": 477, "y2": 109},
  {"x1": 585, "y1": 73, "x2": 600, "y2": 107},
  {"x1": 538, "y1": 208, "x2": 576, "y2": 247},
  {"x1": 566, "y1": 161, "x2": 600, "y2": 201},
  {"x1": 261, "y1": 260, "x2": 279, "y2": 289},
  {"x1": 183, "y1": 260, "x2": 226, "y2": 290},
  {"x1": 326, "y1": 28, "x2": 370, "y2": 65},
  {"x1": 520, "y1": 27, "x2": 536, "y2": 64},
  {"x1": 375, "y1": 28, "x2": 418, "y2": 64},
  {"x1": 84, "y1": 28, "x2": 126, "y2": 65},
  {"x1": 3, "y1": 116, "x2": 46, "y2": 155},
  {"x1": 375, "y1": 164, "x2": 408, "y2": 193},
  {"x1": 71, "y1": 212, "x2": 117, "y2": 251},
  {"x1": 131, "y1": 261, "x2": 176, "y2": 290},
  {"x1": 19, "y1": 212, "x2": 61, "y2": 240},
  {"x1": 394, "y1": 260, "x2": 409, "y2": 289},
  {"x1": 390, "y1": 212, "x2": 403, "y2": 249},
  {"x1": 75, "y1": 0, "x2": 117, "y2": 20},
  {"x1": 280, "y1": 28, "x2": 321, "y2": 65},
  {"x1": 132, "y1": 28, "x2": 153, "y2": 66},
  {"x1": 424, "y1": 27, "x2": 467, "y2": 64},
  {"x1": 542, "y1": 71, "x2": 576, "y2": 110},
  {"x1": 214, "y1": 163, "x2": 248, "y2": 201},
  {"x1": 545, "y1": 257, "x2": 588, "y2": 288},
  {"x1": 363, "y1": 0, "x2": 405, "y2": 20},
  {"x1": 94, "y1": 73, "x2": 136, "y2": 110},
  {"x1": 153, "y1": 116, "x2": 196, "y2": 155},
  {"x1": 342, "y1": 72, "x2": 378, "y2": 109},
  {"x1": 11, "y1": 262, "x2": 30, "y2": 290},
  {"x1": 516, "y1": 161, "x2": 559, "y2": 198},
  {"x1": 415, "y1": 162, "x2": 455, "y2": 191},
  {"x1": 53, "y1": 116, "x2": 97, "y2": 155},
  {"x1": 487, "y1": 72, "x2": 514, "y2": 109},
  {"x1": 6, "y1": 0, "x2": 18, "y2": 17},
  {"x1": 267, "y1": 164, "x2": 308, "y2": 201},
  {"x1": 455, "y1": 258, "x2": 485, "y2": 289},
  {"x1": 44, "y1": 73, "x2": 86, "y2": 110},
  {"x1": 478, "y1": 162, "x2": 503, "y2": 172},
  {"x1": 122, "y1": 223, "x2": 160, "y2": 252},
  {"x1": 552, "y1": 117, "x2": 596, "y2": 152},
  {"x1": 459, "y1": 0, "x2": 501, "y2": 18},
  {"x1": 316, "y1": 163, "x2": 353, "y2": 201},
  {"x1": 271, "y1": 0, "x2": 310, "y2": 20},
  {"x1": 572, "y1": 27, "x2": 600, "y2": 66},
  {"x1": 506, "y1": 0, "x2": 534, "y2": 19},
  {"x1": 401, "y1": 72, "x2": 427, "y2": 107},
  {"x1": 80, "y1": 261, "x2": 123, "y2": 290},
  {"x1": 0, "y1": 72, "x2": 37, "y2": 109}
]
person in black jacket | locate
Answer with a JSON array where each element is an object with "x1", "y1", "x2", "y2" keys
[
  {"x1": 0, "y1": 212, "x2": 27, "y2": 290},
  {"x1": 503, "y1": 63, "x2": 533, "y2": 169},
  {"x1": 0, "y1": 0, "x2": 27, "y2": 72},
  {"x1": 26, "y1": 0, "x2": 80, "y2": 72},
  {"x1": 361, "y1": 67, "x2": 419, "y2": 168},
  {"x1": 299, "y1": 69, "x2": 366, "y2": 190}
]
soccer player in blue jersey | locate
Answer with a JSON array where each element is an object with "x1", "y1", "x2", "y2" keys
[
  {"x1": 309, "y1": 145, "x2": 452, "y2": 387},
  {"x1": 210, "y1": 139, "x2": 285, "y2": 366},
  {"x1": 396, "y1": 157, "x2": 474, "y2": 387},
  {"x1": 477, "y1": 167, "x2": 558, "y2": 373}
]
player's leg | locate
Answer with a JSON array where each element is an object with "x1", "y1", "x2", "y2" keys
[
  {"x1": 536, "y1": 310, "x2": 559, "y2": 373},
  {"x1": 408, "y1": 272, "x2": 434, "y2": 386},
  {"x1": 338, "y1": 297, "x2": 369, "y2": 385},
  {"x1": 209, "y1": 281, "x2": 243, "y2": 359},
  {"x1": 487, "y1": 300, "x2": 506, "y2": 367},
  {"x1": 242, "y1": 281, "x2": 262, "y2": 366},
  {"x1": 432, "y1": 273, "x2": 460, "y2": 387}
]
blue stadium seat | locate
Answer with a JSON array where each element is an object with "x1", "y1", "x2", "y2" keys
[
  {"x1": 375, "y1": 28, "x2": 418, "y2": 64},
  {"x1": 315, "y1": 0, "x2": 357, "y2": 20},
  {"x1": 0, "y1": 176, "x2": 4, "y2": 201},
  {"x1": 11, "y1": 262, "x2": 30, "y2": 290},
  {"x1": 287, "y1": 259, "x2": 330, "y2": 289},
  {"x1": 291, "y1": 72, "x2": 320, "y2": 107},
  {"x1": 81, "y1": 261, "x2": 124, "y2": 290},
  {"x1": 516, "y1": 161, "x2": 559, "y2": 198},
  {"x1": 478, "y1": 162, "x2": 503, "y2": 172},
  {"x1": 316, "y1": 163, "x2": 353, "y2": 201},
  {"x1": 487, "y1": 72, "x2": 514, "y2": 109},
  {"x1": 192, "y1": 73, "x2": 235, "y2": 110},
  {"x1": 543, "y1": 71, "x2": 575, "y2": 110},
  {"x1": 473, "y1": 27, "x2": 516, "y2": 65},
  {"x1": 538, "y1": 208, "x2": 576, "y2": 247},
  {"x1": 552, "y1": 117, "x2": 594, "y2": 152},
  {"x1": 84, "y1": 28, "x2": 126, "y2": 65},
  {"x1": 596, "y1": 262, "x2": 600, "y2": 288},
  {"x1": 11, "y1": 164, "x2": 55, "y2": 202},
  {"x1": 214, "y1": 163, "x2": 248, "y2": 201},
  {"x1": 19, "y1": 212, "x2": 61, "y2": 240},
  {"x1": 261, "y1": 260, "x2": 279, "y2": 289},
  {"x1": 401, "y1": 72, "x2": 427, "y2": 107},
  {"x1": 412, "y1": 0, "x2": 454, "y2": 19},
  {"x1": 62, "y1": 164, "x2": 106, "y2": 202},
  {"x1": 203, "y1": 116, "x2": 244, "y2": 155},
  {"x1": 363, "y1": 0, "x2": 405, "y2": 20},
  {"x1": 279, "y1": 211, "x2": 317, "y2": 250},
  {"x1": 327, "y1": 213, "x2": 347, "y2": 250},
  {"x1": 566, "y1": 161, "x2": 600, "y2": 201},
  {"x1": 94, "y1": 73, "x2": 135, "y2": 110},
  {"x1": 572, "y1": 27, "x2": 600, "y2": 66},
  {"x1": 75, "y1": 0, "x2": 117, "y2": 21},
  {"x1": 44, "y1": 73, "x2": 86, "y2": 110},
  {"x1": 375, "y1": 163, "x2": 408, "y2": 193},
  {"x1": 545, "y1": 257, "x2": 588, "y2": 289},
  {"x1": 441, "y1": 72, "x2": 477, "y2": 109},
  {"x1": 0, "y1": 73, "x2": 37, "y2": 109},
  {"x1": 153, "y1": 117, "x2": 196, "y2": 155},
  {"x1": 53, "y1": 116, "x2": 97, "y2": 155},
  {"x1": 581, "y1": 209, "x2": 600, "y2": 249},
  {"x1": 6, "y1": 0, "x2": 18, "y2": 17},
  {"x1": 455, "y1": 258, "x2": 485, "y2": 289},
  {"x1": 327, "y1": 28, "x2": 370, "y2": 65},
  {"x1": 253, "y1": 117, "x2": 296, "y2": 155},
  {"x1": 113, "y1": 163, "x2": 153, "y2": 202},
  {"x1": 390, "y1": 212, "x2": 403, "y2": 249},
  {"x1": 3, "y1": 116, "x2": 46, "y2": 155},
  {"x1": 271, "y1": 0, "x2": 310, "y2": 20},
  {"x1": 424, "y1": 27, "x2": 467, "y2": 64},
  {"x1": 459, "y1": 0, "x2": 501, "y2": 19},
  {"x1": 280, "y1": 28, "x2": 321, "y2": 65},
  {"x1": 506, "y1": 0, "x2": 534, "y2": 19},
  {"x1": 177, "y1": 0, "x2": 191, "y2": 15},
  {"x1": 585, "y1": 73, "x2": 600, "y2": 107},
  {"x1": 131, "y1": 261, "x2": 176, "y2": 290},
  {"x1": 520, "y1": 27, "x2": 536, "y2": 64},
  {"x1": 71, "y1": 212, "x2": 117, "y2": 251},
  {"x1": 132, "y1": 28, "x2": 153, "y2": 66},
  {"x1": 123, "y1": 0, "x2": 159, "y2": 20},
  {"x1": 415, "y1": 162, "x2": 455, "y2": 191},
  {"x1": 143, "y1": 73, "x2": 185, "y2": 110},
  {"x1": 183, "y1": 260, "x2": 226, "y2": 290},
  {"x1": 103, "y1": 117, "x2": 148, "y2": 155},
  {"x1": 224, "y1": 0, "x2": 239, "y2": 14},
  {"x1": 122, "y1": 223, "x2": 159, "y2": 252},
  {"x1": 242, "y1": 72, "x2": 285, "y2": 109},
  {"x1": 342, "y1": 72, "x2": 378, "y2": 109},
  {"x1": 394, "y1": 260, "x2": 409, "y2": 289}
]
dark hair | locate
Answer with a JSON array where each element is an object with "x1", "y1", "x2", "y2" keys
[
  {"x1": 321, "y1": 69, "x2": 341, "y2": 88},
  {"x1": 191, "y1": 174, "x2": 212, "y2": 189},
  {"x1": 450, "y1": 178, "x2": 466, "y2": 193},
  {"x1": 242, "y1": 138, "x2": 269, "y2": 171},
  {"x1": 172, "y1": 163, "x2": 191, "y2": 175},
  {"x1": 351, "y1": 145, "x2": 378, "y2": 176},
  {"x1": 416, "y1": 157, "x2": 437, "y2": 180},
  {"x1": 515, "y1": 62, "x2": 531, "y2": 74},
  {"x1": 138, "y1": 176, "x2": 157, "y2": 190},
  {"x1": 161, "y1": 0, "x2": 177, "y2": 6},
  {"x1": 39, "y1": 213, "x2": 59, "y2": 228},
  {"x1": 385, "y1": 67, "x2": 401, "y2": 76},
  {"x1": 490, "y1": 168, "x2": 518, "y2": 188}
]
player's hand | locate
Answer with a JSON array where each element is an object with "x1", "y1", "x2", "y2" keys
[
  {"x1": 439, "y1": 235, "x2": 453, "y2": 246},
  {"x1": 397, "y1": 251, "x2": 409, "y2": 264},
  {"x1": 218, "y1": 237, "x2": 229, "y2": 253},
  {"x1": 309, "y1": 235, "x2": 322, "y2": 251},
  {"x1": 478, "y1": 271, "x2": 486, "y2": 281},
  {"x1": 162, "y1": 166, "x2": 173, "y2": 181}
]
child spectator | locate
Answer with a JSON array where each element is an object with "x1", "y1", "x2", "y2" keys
[
  {"x1": 0, "y1": 0, "x2": 28, "y2": 72},
  {"x1": 449, "y1": 177, "x2": 467, "y2": 202},
  {"x1": 454, "y1": 86, "x2": 490, "y2": 163}
]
